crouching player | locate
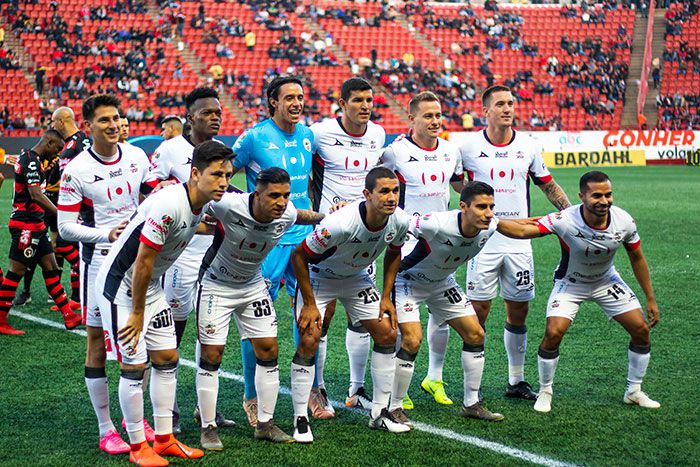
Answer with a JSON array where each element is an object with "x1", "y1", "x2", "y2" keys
[
  {"x1": 390, "y1": 181, "x2": 505, "y2": 426},
  {"x1": 498, "y1": 171, "x2": 659, "y2": 413},
  {"x1": 196, "y1": 168, "x2": 324, "y2": 449},
  {"x1": 96, "y1": 141, "x2": 233, "y2": 466}
]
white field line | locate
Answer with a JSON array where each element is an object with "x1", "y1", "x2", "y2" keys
[{"x1": 12, "y1": 310, "x2": 577, "y2": 467}]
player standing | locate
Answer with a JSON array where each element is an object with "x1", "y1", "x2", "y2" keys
[
  {"x1": 459, "y1": 85, "x2": 571, "y2": 400},
  {"x1": 232, "y1": 75, "x2": 314, "y2": 426},
  {"x1": 0, "y1": 129, "x2": 82, "y2": 335},
  {"x1": 58, "y1": 94, "x2": 157, "y2": 454},
  {"x1": 290, "y1": 167, "x2": 412, "y2": 442},
  {"x1": 380, "y1": 91, "x2": 463, "y2": 408},
  {"x1": 149, "y1": 87, "x2": 234, "y2": 431},
  {"x1": 196, "y1": 168, "x2": 325, "y2": 449},
  {"x1": 309, "y1": 76, "x2": 386, "y2": 415},
  {"x1": 160, "y1": 115, "x2": 183, "y2": 141},
  {"x1": 95, "y1": 140, "x2": 233, "y2": 465},
  {"x1": 498, "y1": 171, "x2": 659, "y2": 412},
  {"x1": 119, "y1": 117, "x2": 131, "y2": 144}
]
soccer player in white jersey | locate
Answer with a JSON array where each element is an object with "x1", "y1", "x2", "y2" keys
[
  {"x1": 391, "y1": 181, "x2": 521, "y2": 426},
  {"x1": 57, "y1": 94, "x2": 157, "y2": 455},
  {"x1": 310, "y1": 77, "x2": 386, "y2": 415},
  {"x1": 149, "y1": 87, "x2": 234, "y2": 432},
  {"x1": 196, "y1": 168, "x2": 325, "y2": 448},
  {"x1": 459, "y1": 85, "x2": 571, "y2": 400},
  {"x1": 497, "y1": 171, "x2": 659, "y2": 413},
  {"x1": 381, "y1": 91, "x2": 464, "y2": 408},
  {"x1": 291, "y1": 167, "x2": 412, "y2": 440},
  {"x1": 95, "y1": 141, "x2": 233, "y2": 466}
]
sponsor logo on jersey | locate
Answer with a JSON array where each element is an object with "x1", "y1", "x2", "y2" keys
[
  {"x1": 575, "y1": 230, "x2": 586, "y2": 238},
  {"x1": 284, "y1": 140, "x2": 297, "y2": 148},
  {"x1": 334, "y1": 139, "x2": 344, "y2": 146},
  {"x1": 424, "y1": 154, "x2": 438, "y2": 161},
  {"x1": 350, "y1": 141, "x2": 363, "y2": 148},
  {"x1": 350, "y1": 237, "x2": 362, "y2": 243},
  {"x1": 442, "y1": 239, "x2": 453, "y2": 246},
  {"x1": 268, "y1": 142, "x2": 279, "y2": 150},
  {"x1": 408, "y1": 156, "x2": 419, "y2": 162},
  {"x1": 161, "y1": 215, "x2": 174, "y2": 226},
  {"x1": 254, "y1": 223, "x2": 269, "y2": 232},
  {"x1": 551, "y1": 300, "x2": 560, "y2": 308},
  {"x1": 92, "y1": 175, "x2": 103, "y2": 183},
  {"x1": 109, "y1": 168, "x2": 123, "y2": 179},
  {"x1": 495, "y1": 151, "x2": 508, "y2": 158},
  {"x1": 479, "y1": 152, "x2": 489, "y2": 158}
]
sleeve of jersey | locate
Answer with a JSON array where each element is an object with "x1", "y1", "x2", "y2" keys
[
  {"x1": 148, "y1": 148, "x2": 172, "y2": 182},
  {"x1": 301, "y1": 220, "x2": 341, "y2": 257},
  {"x1": 379, "y1": 146, "x2": 396, "y2": 170},
  {"x1": 408, "y1": 213, "x2": 438, "y2": 242},
  {"x1": 389, "y1": 211, "x2": 411, "y2": 250},
  {"x1": 451, "y1": 151, "x2": 464, "y2": 182},
  {"x1": 623, "y1": 218, "x2": 641, "y2": 251},
  {"x1": 232, "y1": 131, "x2": 252, "y2": 170},
  {"x1": 57, "y1": 167, "x2": 83, "y2": 211},
  {"x1": 139, "y1": 204, "x2": 172, "y2": 251},
  {"x1": 537, "y1": 213, "x2": 558, "y2": 236},
  {"x1": 528, "y1": 149, "x2": 553, "y2": 186}
]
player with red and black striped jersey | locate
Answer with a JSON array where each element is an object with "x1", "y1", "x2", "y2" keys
[
  {"x1": 459, "y1": 85, "x2": 571, "y2": 401},
  {"x1": 380, "y1": 91, "x2": 464, "y2": 408},
  {"x1": 57, "y1": 95, "x2": 156, "y2": 455},
  {"x1": 0, "y1": 129, "x2": 82, "y2": 335},
  {"x1": 497, "y1": 171, "x2": 659, "y2": 413}
]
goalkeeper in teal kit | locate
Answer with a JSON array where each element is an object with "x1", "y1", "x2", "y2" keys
[{"x1": 232, "y1": 76, "x2": 318, "y2": 427}]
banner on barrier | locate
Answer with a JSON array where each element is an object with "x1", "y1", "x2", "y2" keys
[{"x1": 543, "y1": 150, "x2": 646, "y2": 168}]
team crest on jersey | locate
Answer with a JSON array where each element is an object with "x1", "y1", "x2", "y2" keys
[
  {"x1": 205, "y1": 324, "x2": 216, "y2": 335},
  {"x1": 516, "y1": 151, "x2": 525, "y2": 159},
  {"x1": 403, "y1": 303, "x2": 414, "y2": 313},
  {"x1": 303, "y1": 138, "x2": 311, "y2": 152},
  {"x1": 384, "y1": 231, "x2": 396, "y2": 242},
  {"x1": 274, "y1": 223, "x2": 285, "y2": 234},
  {"x1": 478, "y1": 237, "x2": 488, "y2": 247},
  {"x1": 551, "y1": 300, "x2": 560, "y2": 308},
  {"x1": 370, "y1": 140, "x2": 377, "y2": 150},
  {"x1": 129, "y1": 162, "x2": 139, "y2": 173}
]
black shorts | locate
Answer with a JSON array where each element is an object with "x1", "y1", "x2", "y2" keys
[{"x1": 9, "y1": 227, "x2": 54, "y2": 265}]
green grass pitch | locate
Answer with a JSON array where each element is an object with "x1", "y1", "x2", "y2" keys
[{"x1": 0, "y1": 166, "x2": 698, "y2": 466}]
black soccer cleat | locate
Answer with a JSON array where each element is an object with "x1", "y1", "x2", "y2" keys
[
  {"x1": 12, "y1": 290, "x2": 31, "y2": 306},
  {"x1": 505, "y1": 381, "x2": 538, "y2": 401}
]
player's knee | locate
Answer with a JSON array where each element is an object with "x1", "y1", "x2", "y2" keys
[
  {"x1": 629, "y1": 322, "x2": 651, "y2": 344},
  {"x1": 298, "y1": 332, "x2": 320, "y2": 357},
  {"x1": 372, "y1": 327, "x2": 397, "y2": 348},
  {"x1": 465, "y1": 326, "x2": 485, "y2": 345},
  {"x1": 150, "y1": 349, "x2": 179, "y2": 367},
  {"x1": 253, "y1": 339, "x2": 278, "y2": 360},
  {"x1": 199, "y1": 357, "x2": 221, "y2": 372},
  {"x1": 201, "y1": 346, "x2": 224, "y2": 366},
  {"x1": 401, "y1": 333, "x2": 422, "y2": 354},
  {"x1": 543, "y1": 327, "x2": 565, "y2": 348}
]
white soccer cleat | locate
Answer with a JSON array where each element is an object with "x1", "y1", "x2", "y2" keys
[
  {"x1": 293, "y1": 416, "x2": 314, "y2": 444},
  {"x1": 534, "y1": 390, "x2": 553, "y2": 413},
  {"x1": 368, "y1": 408, "x2": 410, "y2": 433},
  {"x1": 623, "y1": 390, "x2": 660, "y2": 409}
]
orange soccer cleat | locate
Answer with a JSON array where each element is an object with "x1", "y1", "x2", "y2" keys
[{"x1": 153, "y1": 434, "x2": 204, "y2": 460}]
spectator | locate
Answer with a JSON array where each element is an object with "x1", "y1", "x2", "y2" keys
[{"x1": 245, "y1": 31, "x2": 256, "y2": 51}]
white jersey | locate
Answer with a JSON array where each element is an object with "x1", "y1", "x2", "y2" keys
[
  {"x1": 400, "y1": 211, "x2": 497, "y2": 283},
  {"x1": 301, "y1": 200, "x2": 410, "y2": 279},
  {"x1": 381, "y1": 136, "x2": 463, "y2": 217},
  {"x1": 537, "y1": 204, "x2": 640, "y2": 284},
  {"x1": 310, "y1": 118, "x2": 386, "y2": 214},
  {"x1": 149, "y1": 134, "x2": 215, "y2": 256},
  {"x1": 460, "y1": 129, "x2": 552, "y2": 253},
  {"x1": 201, "y1": 192, "x2": 298, "y2": 284},
  {"x1": 98, "y1": 183, "x2": 209, "y2": 305},
  {"x1": 58, "y1": 143, "x2": 154, "y2": 264}
]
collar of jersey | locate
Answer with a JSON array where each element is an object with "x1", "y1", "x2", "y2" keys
[
  {"x1": 578, "y1": 205, "x2": 611, "y2": 230},
  {"x1": 183, "y1": 182, "x2": 202, "y2": 215},
  {"x1": 337, "y1": 117, "x2": 367, "y2": 138},
  {"x1": 88, "y1": 145, "x2": 122, "y2": 165},
  {"x1": 407, "y1": 135, "x2": 438, "y2": 152},
  {"x1": 359, "y1": 201, "x2": 387, "y2": 232},
  {"x1": 483, "y1": 128, "x2": 516, "y2": 147}
]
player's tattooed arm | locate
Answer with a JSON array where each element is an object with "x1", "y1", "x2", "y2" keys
[
  {"x1": 295, "y1": 209, "x2": 325, "y2": 225},
  {"x1": 626, "y1": 245, "x2": 659, "y2": 327},
  {"x1": 539, "y1": 179, "x2": 571, "y2": 210}
]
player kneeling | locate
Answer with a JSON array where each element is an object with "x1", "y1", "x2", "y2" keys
[
  {"x1": 498, "y1": 171, "x2": 659, "y2": 413},
  {"x1": 391, "y1": 181, "x2": 505, "y2": 425}
]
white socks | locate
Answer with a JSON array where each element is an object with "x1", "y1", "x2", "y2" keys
[
  {"x1": 461, "y1": 344, "x2": 485, "y2": 407},
  {"x1": 537, "y1": 347, "x2": 560, "y2": 392},
  {"x1": 390, "y1": 349, "x2": 416, "y2": 411},
  {"x1": 291, "y1": 353, "x2": 315, "y2": 419},
  {"x1": 150, "y1": 365, "x2": 177, "y2": 435},
  {"x1": 256, "y1": 360, "x2": 280, "y2": 424},
  {"x1": 627, "y1": 344, "x2": 651, "y2": 393},
  {"x1": 504, "y1": 323, "x2": 527, "y2": 386},
  {"x1": 119, "y1": 372, "x2": 145, "y2": 444},
  {"x1": 370, "y1": 345, "x2": 395, "y2": 420},
  {"x1": 196, "y1": 360, "x2": 219, "y2": 428},
  {"x1": 427, "y1": 313, "x2": 449, "y2": 381},
  {"x1": 85, "y1": 367, "x2": 115, "y2": 437},
  {"x1": 346, "y1": 324, "x2": 371, "y2": 395}
]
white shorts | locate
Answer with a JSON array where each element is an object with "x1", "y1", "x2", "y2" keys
[
  {"x1": 546, "y1": 274, "x2": 641, "y2": 321},
  {"x1": 196, "y1": 276, "x2": 278, "y2": 345},
  {"x1": 297, "y1": 272, "x2": 380, "y2": 327},
  {"x1": 466, "y1": 252, "x2": 535, "y2": 302},
  {"x1": 163, "y1": 253, "x2": 201, "y2": 321},
  {"x1": 80, "y1": 252, "x2": 108, "y2": 328},
  {"x1": 394, "y1": 274, "x2": 475, "y2": 325},
  {"x1": 99, "y1": 291, "x2": 177, "y2": 365}
]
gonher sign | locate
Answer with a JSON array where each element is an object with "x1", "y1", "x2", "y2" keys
[{"x1": 543, "y1": 150, "x2": 646, "y2": 168}]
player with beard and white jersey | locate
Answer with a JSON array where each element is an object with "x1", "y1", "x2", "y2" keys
[
  {"x1": 148, "y1": 87, "x2": 235, "y2": 432},
  {"x1": 497, "y1": 171, "x2": 659, "y2": 414},
  {"x1": 195, "y1": 168, "x2": 325, "y2": 448},
  {"x1": 309, "y1": 77, "x2": 385, "y2": 417},
  {"x1": 458, "y1": 85, "x2": 571, "y2": 401},
  {"x1": 57, "y1": 95, "x2": 156, "y2": 455},
  {"x1": 94, "y1": 141, "x2": 233, "y2": 466},
  {"x1": 380, "y1": 91, "x2": 464, "y2": 409}
]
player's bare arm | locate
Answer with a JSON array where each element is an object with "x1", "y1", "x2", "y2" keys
[
  {"x1": 118, "y1": 243, "x2": 158, "y2": 349},
  {"x1": 291, "y1": 245, "x2": 322, "y2": 332},
  {"x1": 379, "y1": 247, "x2": 402, "y2": 329},
  {"x1": 295, "y1": 209, "x2": 325, "y2": 225},
  {"x1": 108, "y1": 219, "x2": 129, "y2": 242},
  {"x1": 450, "y1": 179, "x2": 465, "y2": 193},
  {"x1": 28, "y1": 184, "x2": 58, "y2": 216},
  {"x1": 626, "y1": 245, "x2": 659, "y2": 327},
  {"x1": 539, "y1": 179, "x2": 571, "y2": 211},
  {"x1": 497, "y1": 219, "x2": 545, "y2": 239}
]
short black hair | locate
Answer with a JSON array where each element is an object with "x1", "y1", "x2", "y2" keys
[
  {"x1": 256, "y1": 167, "x2": 290, "y2": 188},
  {"x1": 579, "y1": 171, "x2": 610, "y2": 193},
  {"x1": 481, "y1": 85, "x2": 512, "y2": 106},
  {"x1": 192, "y1": 140, "x2": 233, "y2": 172},
  {"x1": 460, "y1": 181, "x2": 494, "y2": 204},
  {"x1": 340, "y1": 77, "x2": 373, "y2": 102},
  {"x1": 266, "y1": 75, "x2": 303, "y2": 116},
  {"x1": 43, "y1": 128, "x2": 63, "y2": 142},
  {"x1": 185, "y1": 87, "x2": 219, "y2": 112},
  {"x1": 365, "y1": 166, "x2": 397, "y2": 191},
  {"x1": 82, "y1": 94, "x2": 121, "y2": 122}
]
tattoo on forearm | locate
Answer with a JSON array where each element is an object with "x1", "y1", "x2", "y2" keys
[
  {"x1": 541, "y1": 181, "x2": 571, "y2": 210},
  {"x1": 296, "y1": 210, "x2": 325, "y2": 225}
]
